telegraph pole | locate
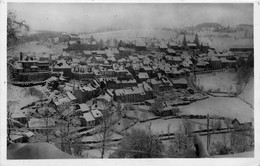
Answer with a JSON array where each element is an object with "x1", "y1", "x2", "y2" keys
[{"x1": 207, "y1": 114, "x2": 210, "y2": 151}]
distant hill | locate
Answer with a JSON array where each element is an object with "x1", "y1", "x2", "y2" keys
[
  {"x1": 184, "y1": 22, "x2": 224, "y2": 32},
  {"x1": 79, "y1": 29, "x2": 177, "y2": 41},
  {"x1": 18, "y1": 30, "x2": 62, "y2": 43},
  {"x1": 195, "y1": 22, "x2": 223, "y2": 30},
  {"x1": 23, "y1": 30, "x2": 63, "y2": 36},
  {"x1": 237, "y1": 24, "x2": 253, "y2": 27}
]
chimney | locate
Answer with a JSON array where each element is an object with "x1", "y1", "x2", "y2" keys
[{"x1": 20, "y1": 52, "x2": 23, "y2": 61}]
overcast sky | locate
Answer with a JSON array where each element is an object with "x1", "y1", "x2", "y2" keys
[{"x1": 8, "y1": 3, "x2": 253, "y2": 33}]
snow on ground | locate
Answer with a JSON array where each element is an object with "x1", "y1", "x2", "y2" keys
[
  {"x1": 200, "y1": 133, "x2": 232, "y2": 148},
  {"x1": 137, "y1": 105, "x2": 151, "y2": 111},
  {"x1": 176, "y1": 33, "x2": 253, "y2": 51},
  {"x1": 14, "y1": 41, "x2": 57, "y2": 55},
  {"x1": 187, "y1": 119, "x2": 227, "y2": 131},
  {"x1": 179, "y1": 96, "x2": 253, "y2": 123},
  {"x1": 7, "y1": 84, "x2": 40, "y2": 113},
  {"x1": 7, "y1": 82, "x2": 52, "y2": 114},
  {"x1": 130, "y1": 118, "x2": 227, "y2": 135},
  {"x1": 82, "y1": 149, "x2": 115, "y2": 158},
  {"x1": 79, "y1": 29, "x2": 253, "y2": 51},
  {"x1": 80, "y1": 29, "x2": 177, "y2": 41},
  {"x1": 239, "y1": 76, "x2": 254, "y2": 106},
  {"x1": 113, "y1": 118, "x2": 135, "y2": 132},
  {"x1": 81, "y1": 132, "x2": 123, "y2": 142},
  {"x1": 52, "y1": 43, "x2": 67, "y2": 52},
  {"x1": 195, "y1": 71, "x2": 237, "y2": 92},
  {"x1": 125, "y1": 109, "x2": 158, "y2": 121},
  {"x1": 162, "y1": 134, "x2": 253, "y2": 158},
  {"x1": 131, "y1": 119, "x2": 183, "y2": 135}
]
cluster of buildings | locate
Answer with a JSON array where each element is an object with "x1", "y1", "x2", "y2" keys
[
  {"x1": 59, "y1": 33, "x2": 80, "y2": 42},
  {"x1": 12, "y1": 52, "x2": 51, "y2": 82},
  {"x1": 8, "y1": 33, "x2": 254, "y2": 144}
]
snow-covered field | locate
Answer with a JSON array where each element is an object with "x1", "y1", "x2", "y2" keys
[
  {"x1": 113, "y1": 118, "x2": 135, "y2": 132},
  {"x1": 14, "y1": 41, "x2": 57, "y2": 55},
  {"x1": 176, "y1": 33, "x2": 253, "y2": 51},
  {"x1": 125, "y1": 108, "x2": 158, "y2": 121},
  {"x1": 131, "y1": 119, "x2": 185, "y2": 135},
  {"x1": 129, "y1": 117, "x2": 228, "y2": 136},
  {"x1": 79, "y1": 29, "x2": 253, "y2": 51},
  {"x1": 80, "y1": 29, "x2": 177, "y2": 41},
  {"x1": 179, "y1": 96, "x2": 253, "y2": 123},
  {"x1": 195, "y1": 71, "x2": 238, "y2": 93}
]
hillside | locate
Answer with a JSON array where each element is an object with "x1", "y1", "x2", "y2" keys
[
  {"x1": 176, "y1": 33, "x2": 253, "y2": 51},
  {"x1": 7, "y1": 84, "x2": 40, "y2": 114},
  {"x1": 13, "y1": 41, "x2": 58, "y2": 55},
  {"x1": 79, "y1": 29, "x2": 177, "y2": 41},
  {"x1": 78, "y1": 28, "x2": 253, "y2": 51},
  {"x1": 196, "y1": 22, "x2": 222, "y2": 29}
]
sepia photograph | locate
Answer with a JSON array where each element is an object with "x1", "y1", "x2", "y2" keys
[{"x1": 1, "y1": 1, "x2": 258, "y2": 163}]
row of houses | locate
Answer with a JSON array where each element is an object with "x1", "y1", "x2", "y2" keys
[
  {"x1": 32, "y1": 43, "x2": 245, "y2": 83},
  {"x1": 59, "y1": 33, "x2": 80, "y2": 42},
  {"x1": 113, "y1": 82, "x2": 154, "y2": 103},
  {"x1": 123, "y1": 39, "x2": 199, "y2": 52},
  {"x1": 73, "y1": 79, "x2": 101, "y2": 103},
  {"x1": 147, "y1": 77, "x2": 188, "y2": 92}
]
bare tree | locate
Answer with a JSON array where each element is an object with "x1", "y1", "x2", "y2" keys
[
  {"x1": 95, "y1": 108, "x2": 115, "y2": 158},
  {"x1": 56, "y1": 102, "x2": 80, "y2": 155},
  {"x1": 182, "y1": 119, "x2": 194, "y2": 135},
  {"x1": 110, "y1": 128, "x2": 164, "y2": 158},
  {"x1": 36, "y1": 107, "x2": 53, "y2": 142},
  {"x1": 106, "y1": 39, "x2": 111, "y2": 47},
  {"x1": 230, "y1": 125, "x2": 254, "y2": 153},
  {"x1": 7, "y1": 10, "x2": 30, "y2": 54},
  {"x1": 113, "y1": 38, "x2": 119, "y2": 47},
  {"x1": 7, "y1": 101, "x2": 19, "y2": 141},
  {"x1": 150, "y1": 98, "x2": 163, "y2": 116},
  {"x1": 71, "y1": 137, "x2": 84, "y2": 157},
  {"x1": 98, "y1": 39, "x2": 104, "y2": 49},
  {"x1": 167, "y1": 120, "x2": 194, "y2": 157}
]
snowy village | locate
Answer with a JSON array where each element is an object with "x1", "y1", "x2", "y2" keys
[{"x1": 6, "y1": 3, "x2": 254, "y2": 159}]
